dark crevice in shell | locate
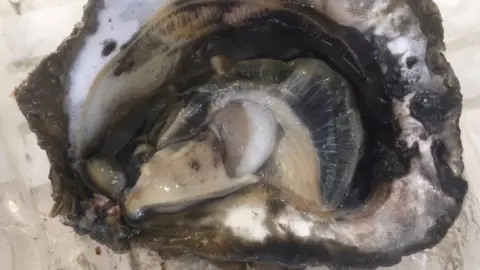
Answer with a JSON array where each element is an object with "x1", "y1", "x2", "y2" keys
[
  {"x1": 410, "y1": 89, "x2": 462, "y2": 134},
  {"x1": 102, "y1": 39, "x2": 117, "y2": 57},
  {"x1": 431, "y1": 140, "x2": 468, "y2": 203}
]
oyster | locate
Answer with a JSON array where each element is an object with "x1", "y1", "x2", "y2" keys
[{"x1": 13, "y1": 0, "x2": 467, "y2": 269}]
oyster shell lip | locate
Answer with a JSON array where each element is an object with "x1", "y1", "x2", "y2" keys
[
  {"x1": 13, "y1": 0, "x2": 109, "y2": 210},
  {"x1": 13, "y1": 0, "x2": 468, "y2": 269}
]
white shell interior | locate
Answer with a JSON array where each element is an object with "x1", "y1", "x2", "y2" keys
[{"x1": 67, "y1": 0, "x2": 171, "y2": 158}]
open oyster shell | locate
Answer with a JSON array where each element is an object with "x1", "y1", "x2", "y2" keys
[{"x1": 13, "y1": 0, "x2": 467, "y2": 269}]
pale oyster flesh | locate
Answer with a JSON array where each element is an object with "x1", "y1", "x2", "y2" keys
[{"x1": 13, "y1": 0, "x2": 467, "y2": 269}]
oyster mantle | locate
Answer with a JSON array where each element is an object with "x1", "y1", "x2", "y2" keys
[{"x1": 13, "y1": 0, "x2": 467, "y2": 269}]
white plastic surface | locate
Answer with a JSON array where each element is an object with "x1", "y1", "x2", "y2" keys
[{"x1": 0, "y1": 0, "x2": 479, "y2": 269}]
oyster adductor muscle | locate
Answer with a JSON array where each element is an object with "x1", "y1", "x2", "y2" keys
[{"x1": 13, "y1": 0, "x2": 467, "y2": 269}]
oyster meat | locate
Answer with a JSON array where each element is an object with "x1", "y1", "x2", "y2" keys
[{"x1": 14, "y1": 0, "x2": 467, "y2": 269}]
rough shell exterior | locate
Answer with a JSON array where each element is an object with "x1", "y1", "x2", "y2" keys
[{"x1": 13, "y1": 0, "x2": 467, "y2": 269}]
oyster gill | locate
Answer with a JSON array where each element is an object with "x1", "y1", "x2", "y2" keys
[{"x1": 13, "y1": 0, "x2": 467, "y2": 269}]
